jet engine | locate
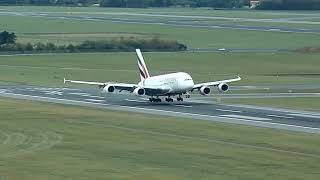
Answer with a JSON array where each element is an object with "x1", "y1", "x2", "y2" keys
[
  {"x1": 133, "y1": 87, "x2": 145, "y2": 96},
  {"x1": 200, "y1": 86, "x2": 211, "y2": 95},
  {"x1": 103, "y1": 85, "x2": 115, "y2": 93},
  {"x1": 217, "y1": 83, "x2": 229, "y2": 92}
]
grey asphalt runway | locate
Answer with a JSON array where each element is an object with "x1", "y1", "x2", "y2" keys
[{"x1": 0, "y1": 85, "x2": 319, "y2": 134}]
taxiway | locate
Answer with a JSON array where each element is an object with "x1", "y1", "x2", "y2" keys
[{"x1": 1, "y1": 11, "x2": 319, "y2": 34}]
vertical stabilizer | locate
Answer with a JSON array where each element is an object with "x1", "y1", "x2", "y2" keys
[{"x1": 136, "y1": 49, "x2": 150, "y2": 82}]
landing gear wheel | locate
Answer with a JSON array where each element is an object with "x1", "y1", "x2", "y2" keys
[
  {"x1": 149, "y1": 98, "x2": 154, "y2": 102},
  {"x1": 165, "y1": 97, "x2": 174, "y2": 102},
  {"x1": 177, "y1": 97, "x2": 183, "y2": 102}
]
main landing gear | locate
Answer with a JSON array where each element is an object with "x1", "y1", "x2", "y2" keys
[
  {"x1": 165, "y1": 97, "x2": 174, "y2": 102},
  {"x1": 149, "y1": 94, "x2": 189, "y2": 103},
  {"x1": 177, "y1": 95, "x2": 184, "y2": 102},
  {"x1": 149, "y1": 97, "x2": 161, "y2": 102}
]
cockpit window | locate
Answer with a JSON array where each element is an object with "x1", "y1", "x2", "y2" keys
[{"x1": 184, "y1": 78, "x2": 192, "y2": 81}]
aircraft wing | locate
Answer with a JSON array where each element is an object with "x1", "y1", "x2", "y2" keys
[
  {"x1": 64, "y1": 78, "x2": 137, "y2": 91},
  {"x1": 192, "y1": 76, "x2": 241, "y2": 89},
  {"x1": 64, "y1": 78, "x2": 169, "y2": 94},
  {"x1": 64, "y1": 78, "x2": 105, "y2": 85}
]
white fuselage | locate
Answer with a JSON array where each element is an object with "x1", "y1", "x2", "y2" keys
[{"x1": 140, "y1": 72, "x2": 194, "y2": 94}]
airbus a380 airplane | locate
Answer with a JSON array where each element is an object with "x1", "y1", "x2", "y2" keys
[{"x1": 64, "y1": 49, "x2": 241, "y2": 102}]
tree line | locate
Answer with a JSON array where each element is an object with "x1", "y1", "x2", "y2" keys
[
  {"x1": 0, "y1": 31, "x2": 16, "y2": 45},
  {"x1": 256, "y1": 0, "x2": 320, "y2": 10},
  {"x1": 0, "y1": 31, "x2": 187, "y2": 53}
]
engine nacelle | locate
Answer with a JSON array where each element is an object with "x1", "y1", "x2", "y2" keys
[
  {"x1": 103, "y1": 85, "x2": 115, "y2": 93},
  {"x1": 218, "y1": 83, "x2": 229, "y2": 92},
  {"x1": 133, "y1": 87, "x2": 145, "y2": 96},
  {"x1": 200, "y1": 86, "x2": 211, "y2": 95}
]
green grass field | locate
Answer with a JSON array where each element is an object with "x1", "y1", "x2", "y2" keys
[
  {"x1": 4, "y1": 16, "x2": 317, "y2": 49},
  {"x1": 1, "y1": 6, "x2": 320, "y2": 49},
  {"x1": 1, "y1": 51, "x2": 319, "y2": 86},
  {"x1": 0, "y1": 97, "x2": 320, "y2": 179}
]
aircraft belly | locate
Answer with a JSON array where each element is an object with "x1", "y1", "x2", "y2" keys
[
  {"x1": 145, "y1": 88, "x2": 168, "y2": 96},
  {"x1": 168, "y1": 88, "x2": 183, "y2": 94}
]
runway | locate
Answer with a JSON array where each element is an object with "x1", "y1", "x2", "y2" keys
[{"x1": 0, "y1": 85, "x2": 319, "y2": 134}]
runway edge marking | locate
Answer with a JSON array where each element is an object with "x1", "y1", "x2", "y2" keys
[{"x1": 267, "y1": 114, "x2": 294, "y2": 119}]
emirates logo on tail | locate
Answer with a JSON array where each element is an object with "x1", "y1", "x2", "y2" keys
[{"x1": 136, "y1": 49, "x2": 150, "y2": 81}]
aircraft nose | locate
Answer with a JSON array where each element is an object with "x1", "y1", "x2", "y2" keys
[
  {"x1": 184, "y1": 79, "x2": 194, "y2": 90},
  {"x1": 189, "y1": 80, "x2": 195, "y2": 89},
  {"x1": 179, "y1": 78, "x2": 194, "y2": 90}
]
